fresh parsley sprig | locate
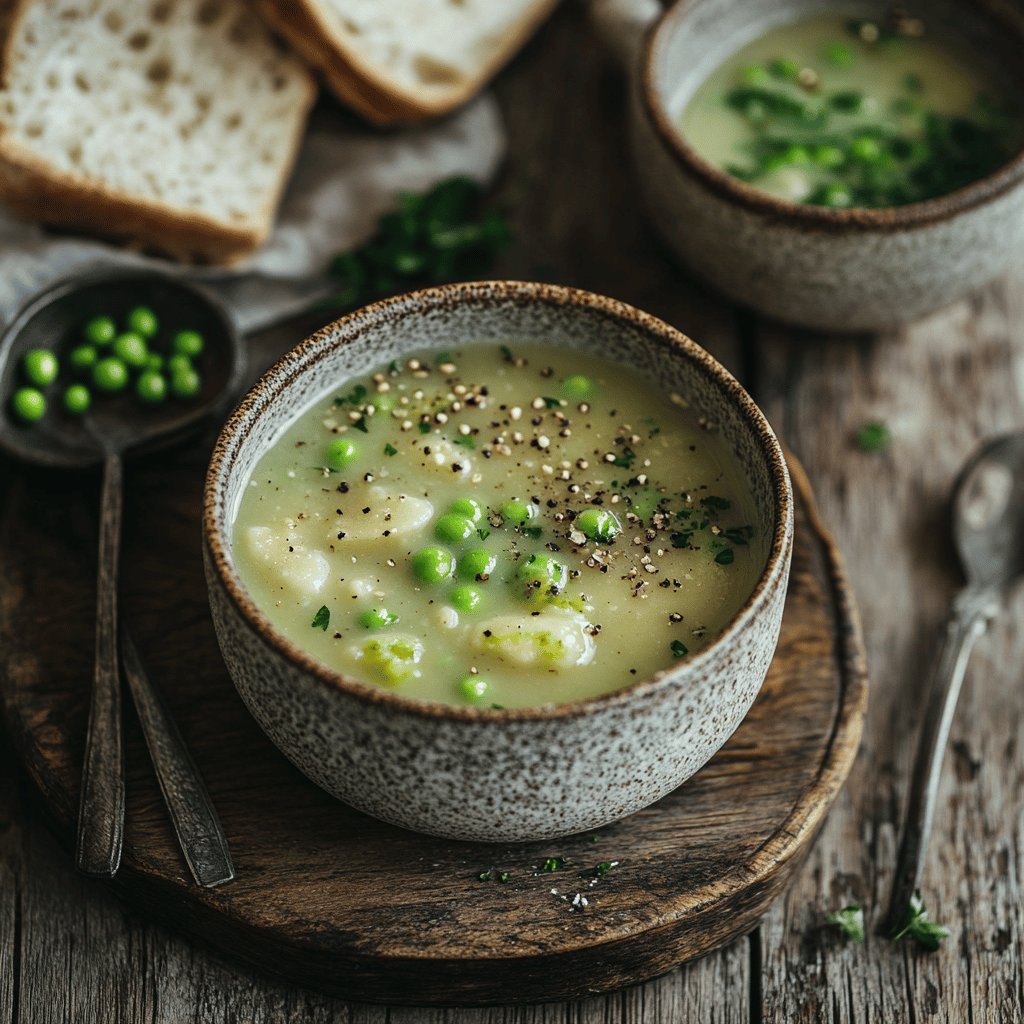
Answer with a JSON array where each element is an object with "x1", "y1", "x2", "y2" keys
[
  {"x1": 826, "y1": 903, "x2": 865, "y2": 943},
  {"x1": 325, "y1": 177, "x2": 511, "y2": 310},
  {"x1": 891, "y1": 892, "x2": 950, "y2": 951}
]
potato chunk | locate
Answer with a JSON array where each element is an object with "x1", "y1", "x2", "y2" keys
[
  {"x1": 331, "y1": 487, "x2": 433, "y2": 544},
  {"x1": 471, "y1": 610, "x2": 596, "y2": 670},
  {"x1": 243, "y1": 525, "x2": 330, "y2": 600}
]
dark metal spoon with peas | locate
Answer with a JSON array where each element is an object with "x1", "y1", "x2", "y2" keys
[
  {"x1": 0, "y1": 267, "x2": 246, "y2": 887},
  {"x1": 888, "y1": 431, "x2": 1024, "y2": 931}
]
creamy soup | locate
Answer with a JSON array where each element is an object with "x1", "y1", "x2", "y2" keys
[
  {"x1": 232, "y1": 344, "x2": 768, "y2": 708},
  {"x1": 681, "y1": 14, "x2": 1022, "y2": 208}
]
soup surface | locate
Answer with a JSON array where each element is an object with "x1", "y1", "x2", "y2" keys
[
  {"x1": 680, "y1": 14, "x2": 1022, "y2": 208},
  {"x1": 232, "y1": 344, "x2": 768, "y2": 708}
]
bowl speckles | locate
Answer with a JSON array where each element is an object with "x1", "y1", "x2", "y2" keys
[
  {"x1": 594, "y1": 0, "x2": 1024, "y2": 331},
  {"x1": 203, "y1": 281, "x2": 794, "y2": 842}
]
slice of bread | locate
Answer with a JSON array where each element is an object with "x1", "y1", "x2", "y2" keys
[
  {"x1": 253, "y1": 0, "x2": 559, "y2": 126},
  {"x1": 0, "y1": 0, "x2": 317, "y2": 264}
]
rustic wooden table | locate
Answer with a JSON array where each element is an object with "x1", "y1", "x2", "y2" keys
[{"x1": 2, "y1": 2, "x2": 1022, "y2": 1020}]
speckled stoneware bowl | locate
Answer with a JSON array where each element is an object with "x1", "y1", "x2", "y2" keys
[
  {"x1": 203, "y1": 281, "x2": 794, "y2": 842},
  {"x1": 593, "y1": 0, "x2": 1024, "y2": 331}
]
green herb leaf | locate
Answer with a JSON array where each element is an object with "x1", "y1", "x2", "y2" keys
[
  {"x1": 478, "y1": 870, "x2": 492, "y2": 882},
  {"x1": 500, "y1": 345, "x2": 514, "y2": 363},
  {"x1": 521, "y1": 525, "x2": 542, "y2": 540},
  {"x1": 418, "y1": 421, "x2": 431, "y2": 435},
  {"x1": 670, "y1": 640, "x2": 689, "y2": 658},
  {"x1": 700, "y1": 495, "x2": 732, "y2": 511},
  {"x1": 826, "y1": 904, "x2": 865, "y2": 943},
  {"x1": 855, "y1": 421, "x2": 891, "y2": 453},
  {"x1": 542, "y1": 396, "x2": 562, "y2": 409},
  {"x1": 351, "y1": 416, "x2": 369, "y2": 433},
  {"x1": 311, "y1": 606, "x2": 330, "y2": 631},
  {"x1": 595, "y1": 860, "x2": 617, "y2": 876},
  {"x1": 541, "y1": 857, "x2": 565, "y2": 873},
  {"x1": 477, "y1": 528, "x2": 491, "y2": 541},
  {"x1": 498, "y1": 871, "x2": 511, "y2": 883},
  {"x1": 891, "y1": 893, "x2": 950, "y2": 951},
  {"x1": 715, "y1": 548, "x2": 735, "y2": 566},
  {"x1": 452, "y1": 435, "x2": 476, "y2": 449},
  {"x1": 611, "y1": 446, "x2": 636, "y2": 469},
  {"x1": 384, "y1": 443, "x2": 398, "y2": 457}
]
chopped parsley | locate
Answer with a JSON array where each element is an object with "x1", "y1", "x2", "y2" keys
[
  {"x1": 477, "y1": 528, "x2": 491, "y2": 541},
  {"x1": 498, "y1": 871, "x2": 511, "y2": 883},
  {"x1": 452, "y1": 435, "x2": 476, "y2": 449},
  {"x1": 500, "y1": 344, "x2": 514, "y2": 363},
  {"x1": 351, "y1": 416, "x2": 369, "y2": 433},
  {"x1": 542, "y1": 396, "x2": 562, "y2": 409},
  {"x1": 541, "y1": 857, "x2": 565, "y2": 873},
  {"x1": 855, "y1": 421, "x2": 891, "y2": 453},
  {"x1": 891, "y1": 893, "x2": 950, "y2": 951},
  {"x1": 333, "y1": 383, "x2": 367, "y2": 408},
  {"x1": 714, "y1": 548, "x2": 735, "y2": 566},
  {"x1": 595, "y1": 861, "x2": 616, "y2": 876},
  {"x1": 521, "y1": 525, "x2": 543, "y2": 540},
  {"x1": 670, "y1": 640, "x2": 689, "y2": 658},
  {"x1": 478, "y1": 870, "x2": 492, "y2": 882},
  {"x1": 611, "y1": 446, "x2": 636, "y2": 469},
  {"x1": 418, "y1": 421, "x2": 431, "y2": 435},
  {"x1": 700, "y1": 495, "x2": 732, "y2": 511},
  {"x1": 311, "y1": 605, "x2": 330, "y2": 631},
  {"x1": 826, "y1": 904, "x2": 865, "y2": 943},
  {"x1": 384, "y1": 443, "x2": 398, "y2": 456}
]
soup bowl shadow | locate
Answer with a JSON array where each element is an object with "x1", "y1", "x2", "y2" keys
[
  {"x1": 594, "y1": 0, "x2": 1024, "y2": 331},
  {"x1": 203, "y1": 281, "x2": 794, "y2": 842}
]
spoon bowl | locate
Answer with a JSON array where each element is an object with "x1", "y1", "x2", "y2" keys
[
  {"x1": 953, "y1": 431, "x2": 1024, "y2": 593},
  {"x1": 0, "y1": 267, "x2": 245, "y2": 469}
]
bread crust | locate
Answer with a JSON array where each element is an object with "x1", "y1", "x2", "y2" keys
[
  {"x1": 253, "y1": 0, "x2": 560, "y2": 126},
  {"x1": 0, "y1": 0, "x2": 317, "y2": 265}
]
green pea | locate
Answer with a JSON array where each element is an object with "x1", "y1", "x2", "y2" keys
[
  {"x1": 412, "y1": 546, "x2": 455, "y2": 584},
  {"x1": 10, "y1": 387, "x2": 45, "y2": 422},
  {"x1": 21, "y1": 348, "x2": 59, "y2": 388},
  {"x1": 136, "y1": 370, "x2": 168, "y2": 404},
  {"x1": 501, "y1": 499, "x2": 535, "y2": 526},
  {"x1": 84, "y1": 316, "x2": 116, "y2": 346},
  {"x1": 560, "y1": 374, "x2": 593, "y2": 400},
  {"x1": 170, "y1": 366, "x2": 202, "y2": 399},
  {"x1": 817, "y1": 183, "x2": 854, "y2": 208},
  {"x1": 780, "y1": 144, "x2": 811, "y2": 166},
  {"x1": 359, "y1": 606, "x2": 400, "y2": 629},
  {"x1": 173, "y1": 329, "x2": 204, "y2": 358},
  {"x1": 458, "y1": 548, "x2": 497, "y2": 580},
  {"x1": 517, "y1": 553, "x2": 568, "y2": 596},
  {"x1": 740, "y1": 64, "x2": 769, "y2": 86},
  {"x1": 850, "y1": 135, "x2": 883, "y2": 163},
  {"x1": 324, "y1": 437, "x2": 359, "y2": 470},
  {"x1": 127, "y1": 306, "x2": 159, "y2": 338},
  {"x1": 113, "y1": 331, "x2": 148, "y2": 368},
  {"x1": 769, "y1": 57, "x2": 800, "y2": 81},
  {"x1": 166, "y1": 353, "x2": 192, "y2": 376},
  {"x1": 824, "y1": 42, "x2": 854, "y2": 67},
  {"x1": 63, "y1": 384, "x2": 91, "y2": 416},
  {"x1": 450, "y1": 585, "x2": 483, "y2": 613},
  {"x1": 435, "y1": 513, "x2": 476, "y2": 545},
  {"x1": 575, "y1": 508, "x2": 622, "y2": 543},
  {"x1": 811, "y1": 144, "x2": 845, "y2": 168},
  {"x1": 448, "y1": 497, "x2": 483, "y2": 523},
  {"x1": 93, "y1": 357, "x2": 129, "y2": 393},
  {"x1": 69, "y1": 345, "x2": 98, "y2": 373},
  {"x1": 458, "y1": 676, "x2": 489, "y2": 703}
]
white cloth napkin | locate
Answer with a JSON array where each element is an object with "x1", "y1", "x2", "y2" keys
[{"x1": 0, "y1": 96, "x2": 505, "y2": 334}]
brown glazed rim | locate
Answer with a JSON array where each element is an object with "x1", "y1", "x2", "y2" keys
[
  {"x1": 640, "y1": 0, "x2": 1024, "y2": 232},
  {"x1": 203, "y1": 281, "x2": 793, "y2": 723}
]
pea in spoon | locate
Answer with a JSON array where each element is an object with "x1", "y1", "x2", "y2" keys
[
  {"x1": 0, "y1": 266, "x2": 246, "y2": 886},
  {"x1": 888, "y1": 430, "x2": 1024, "y2": 929}
]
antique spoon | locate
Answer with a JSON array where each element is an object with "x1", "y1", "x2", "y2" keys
[
  {"x1": 888, "y1": 431, "x2": 1024, "y2": 928},
  {"x1": 0, "y1": 266, "x2": 245, "y2": 886}
]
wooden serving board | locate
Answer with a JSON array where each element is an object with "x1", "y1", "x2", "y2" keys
[{"x1": 0, "y1": 439, "x2": 866, "y2": 1006}]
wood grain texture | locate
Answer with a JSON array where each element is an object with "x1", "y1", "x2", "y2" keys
[{"x1": 0, "y1": 412, "x2": 864, "y2": 1005}]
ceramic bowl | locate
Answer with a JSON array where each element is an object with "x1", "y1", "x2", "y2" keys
[
  {"x1": 593, "y1": 0, "x2": 1024, "y2": 331},
  {"x1": 203, "y1": 281, "x2": 794, "y2": 842}
]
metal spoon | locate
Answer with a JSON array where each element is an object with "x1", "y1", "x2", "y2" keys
[
  {"x1": 0, "y1": 266, "x2": 245, "y2": 886},
  {"x1": 888, "y1": 431, "x2": 1024, "y2": 928}
]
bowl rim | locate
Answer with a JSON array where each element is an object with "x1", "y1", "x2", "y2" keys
[
  {"x1": 640, "y1": 0, "x2": 1024, "y2": 232},
  {"x1": 203, "y1": 280, "x2": 793, "y2": 722}
]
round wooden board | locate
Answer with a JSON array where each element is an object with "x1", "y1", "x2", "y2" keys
[{"x1": 0, "y1": 443, "x2": 866, "y2": 1006}]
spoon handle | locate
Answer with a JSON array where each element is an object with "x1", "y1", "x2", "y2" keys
[
  {"x1": 76, "y1": 451, "x2": 125, "y2": 878},
  {"x1": 120, "y1": 631, "x2": 235, "y2": 888},
  {"x1": 887, "y1": 588, "x2": 996, "y2": 929}
]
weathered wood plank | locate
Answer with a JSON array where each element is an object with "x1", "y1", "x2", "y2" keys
[{"x1": 754, "y1": 275, "x2": 1024, "y2": 1023}]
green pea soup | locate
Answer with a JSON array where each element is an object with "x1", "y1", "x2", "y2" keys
[
  {"x1": 231, "y1": 344, "x2": 768, "y2": 708},
  {"x1": 680, "y1": 14, "x2": 1023, "y2": 208}
]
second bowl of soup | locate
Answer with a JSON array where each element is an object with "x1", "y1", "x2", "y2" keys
[{"x1": 204, "y1": 282, "x2": 793, "y2": 841}]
